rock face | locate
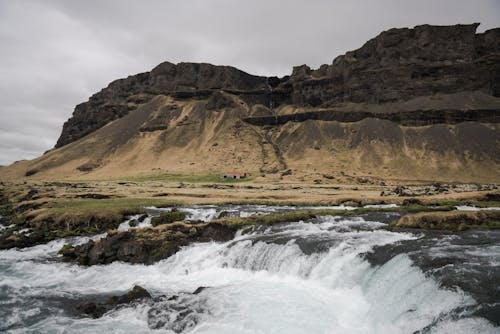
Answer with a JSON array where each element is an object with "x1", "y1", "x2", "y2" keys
[
  {"x1": 56, "y1": 63, "x2": 268, "y2": 147},
  {"x1": 286, "y1": 24, "x2": 500, "y2": 106},
  {"x1": 56, "y1": 24, "x2": 500, "y2": 148}
]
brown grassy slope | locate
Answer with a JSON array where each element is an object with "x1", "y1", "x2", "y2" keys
[
  {"x1": 0, "y1": 92, "x2": 499, "y2": 183},
  {"x1": 276, "y1": 119, "x2": 500, "y2": 183},
  {"x1": 0, "y1": 95, "x2": 263, "y2": 180}
]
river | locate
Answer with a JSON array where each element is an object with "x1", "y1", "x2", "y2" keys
[{"x1": 0, "y1": 205, "x2": 499, "y2": 333}]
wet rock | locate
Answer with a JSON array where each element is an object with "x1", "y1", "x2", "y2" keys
[
  {"x1": 137, "y1": 214, "x2": 148, "y2": 222},
  {"x1": 106, "y1": 285, "x2": 151, "y2": 305},
  {"x1": 76, "y1": 302, "x2": 107, "y2": 318},
  {"x1": 217, "y1": 211, "x2": 229, "y2": 219},
  {"x1": 0, "y1": 229, "x2": 46, "y2": 250},
  {"x1": 64, "y1": 222, "x2": 236, "y2": 265},
  {"x1": 76, "y1": 285, "x2": 152, "y2": 319},
  {"x1": 147, "y1": 291, "x2": 209, "y2": 332},
  {"x1": 192, "y1": 287, "x2": 207, "y2": 294}
]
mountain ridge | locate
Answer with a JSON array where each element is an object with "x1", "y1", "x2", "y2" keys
[
  {"x1": 2, "y1": 23, "x2": 500, "y2": 183},
  {"x1": 56, "y1": 23, "x2": 500, "y2": 148}
]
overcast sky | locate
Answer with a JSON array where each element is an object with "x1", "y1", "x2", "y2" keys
[{"x1": 0, "y1": 0, "x2": 499, "y2": 165}]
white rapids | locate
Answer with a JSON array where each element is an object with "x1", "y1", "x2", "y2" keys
[{"x1": 0, "y1": 210, "x2": 498, "y2": 333}]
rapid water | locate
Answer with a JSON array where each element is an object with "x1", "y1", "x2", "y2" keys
[{"x1": 0, "y1": 206, "x2": 499, "y2": 333}]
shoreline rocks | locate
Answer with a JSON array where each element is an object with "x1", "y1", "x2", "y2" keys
[{"x1": 61, "y1": 222, "x2": 236, "y2": 265}]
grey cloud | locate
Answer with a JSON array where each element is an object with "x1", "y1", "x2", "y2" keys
[{"x1": 1, "y1": 0, "x2": 499, "y2": 165}]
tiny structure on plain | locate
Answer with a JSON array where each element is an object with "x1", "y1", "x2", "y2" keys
[{"x1": 221, "y1": 171, "x2": 247, "y2": 179}]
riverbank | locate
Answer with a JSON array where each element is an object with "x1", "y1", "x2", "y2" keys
[{"x1": 0, "y1": 179, "x2": 498, "y2": 251}]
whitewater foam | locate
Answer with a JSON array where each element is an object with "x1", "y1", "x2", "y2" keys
[{"x1": 0, "y1": 210, "x2": 497, "y2": 333}]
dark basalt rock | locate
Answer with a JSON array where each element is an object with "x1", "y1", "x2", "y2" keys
[
  {"x1": 76, "y1": 285, "x2": 152, "y2": 318},
  {"x1": 63, "y1": 222, "x2": 236, "y2": 265},
  {"x1": 206, "y1": 91, "x2": 239, "y2": 110},
  {"x1": 287, "y1": 24, "x2": 500, "y2": 105},
  {"x1": 243, "y1": 108, "x2": 500, "y2": 126},
  {"x1": 106, "y1": 285, "x2": 152, "y2": 305}
]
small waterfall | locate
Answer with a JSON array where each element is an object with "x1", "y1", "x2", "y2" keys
[{"x1": 0, "y1": 210, "x2": 497, "y2": 333}]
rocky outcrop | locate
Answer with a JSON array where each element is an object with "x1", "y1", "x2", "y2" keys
[
  {"x1": 61, "y1": 222, "x2": 236, "y2": 265},
  {"x1": 285, "y1": 24, "x2": 500, "y2": 106},
  {"x1": 76, "y1": 285, "x2": 152, "y2": 318},
  {"x1": 56, "y1": 63, "x2": 268, "y2": 147},
  {"x1": 243, "y1": 108, "x2": 500, "y2": 126},
  {"x1": 55, "y1": 23, "x2": 500, "y2": 148}
]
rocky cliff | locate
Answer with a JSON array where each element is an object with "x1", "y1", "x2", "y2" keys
[
  {"x1": 56, "y1": 23, "x2": 500, "y2": 147},
  {"x1": 56, "y1": 63, "x2": 268, "y2": 147},
  {"x1": 285, "y1": 23, "x2": 500, "y2": 106}
]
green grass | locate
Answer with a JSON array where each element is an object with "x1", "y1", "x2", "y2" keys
[
  {"x1": 49, "y1": 197, "x2": 181, "y2": 215},
  {"x1": 117, "y1": 173, "x2": 253, "y2": 183}
]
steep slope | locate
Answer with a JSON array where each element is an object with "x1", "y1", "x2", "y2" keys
[{"x1": 2, "y1": 23, "x2": 500, "y2": 183}]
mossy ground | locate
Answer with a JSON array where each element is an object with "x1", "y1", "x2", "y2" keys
[{"x1": 390, "y1": 210, "x2": 500, "y2": 231}]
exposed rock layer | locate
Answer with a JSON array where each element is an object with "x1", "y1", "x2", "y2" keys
[{"x1": 56, "y1": 24, "x2": 500, "y2": 147}]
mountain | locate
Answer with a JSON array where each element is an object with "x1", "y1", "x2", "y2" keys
[{"x1": 2, "y1": 23, "x2": 500, "y2": 183}]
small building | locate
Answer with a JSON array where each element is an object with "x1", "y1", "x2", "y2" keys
[{"x1": 222, "y1": 171, "x2": 247, "y2": 179}]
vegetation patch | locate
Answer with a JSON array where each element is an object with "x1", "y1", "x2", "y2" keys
[
  {"x1": 0, "y1": 197, "x2": 181, "y2": 250},
  {"x1": 151, "y1": 210, "x2": 186, "y2": 226},
  {"x1": 389, "y1": 210, "x2": 500, "y2": 231}
]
